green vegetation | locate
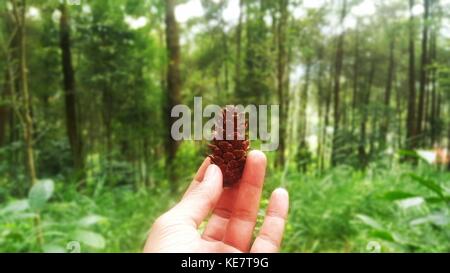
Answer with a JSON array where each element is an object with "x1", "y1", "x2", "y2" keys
[{"x1": 1, "y1": 0, "x2": 450, "y2": 252}]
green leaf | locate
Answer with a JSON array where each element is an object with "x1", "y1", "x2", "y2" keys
[
  {"x1": 397, "y1": 149, "x2": 419, "y2": 159},
  {"x1": 74, "y1": 230, "x2": 106, "y2": 249},
  {"x1": 409, "y1": 174, "x2": 444, "y2": 199},
  {"x1": 8, "y1": 212, "x2": 38, "y2": 220},
  {"x1": 355, "y1": 214, "x2": 383, "y2": 230},
  {"x1": 78, "y1": 215, "x2": 107, "y2": 227},
  {"x1": 28, "y1": 179, "x2": 54, "y2": 211},
  {"x1": 0, "y1": 199, "x2": 29, "y2": 214},
  {"x1": 369, "y1": 230, "x2": 395, "y2": 242},
  {"x1": 396, "y1": 197, "x2": 425, "y2": 209},
  {"x1": 410, "y1": 213, "x2": 449, "y2": 226},
  {"x1": 382, "y1": 191, "x2": 417, "y2": 201},
  {"x1": 42, "y1": 244, "x2": 66, "y2": 253}
]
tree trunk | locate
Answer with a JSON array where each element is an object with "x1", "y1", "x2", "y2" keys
[
  {"x1": 416, "y1": 0, "x2": 430, "y2": 146},
  {"x1": 331, "y1": 0, "x2": 347, "y2": 166},
  {"x1": 234, "y1": 0, "x2": 244, "y2": 95},
  {"x1": 276, "y1": 0, "x2": 289, "y2": 167},
  {"x1": 406, "y1": 0, "x2": 417, "y2": 150},
  {"x1": 0, "y1": 72, "x2": 10, "y2": 147},
  {"x1": 429, "y1": 0, "x2": 438, "y2": 145},
  {"x1": 59, "y1": 2, "x2": 83, "y2": 172},
  {"x1": 299, "y1": 60, "x2": 311, "y2": 143},
  {"x1": 316, "y1": 48, "x2": 325, "y2": 170},
  {"x1": 319, "y1": 64, "x2": 334, "y2": 172},
  {"x1": 380, "y1": 37, "x2": 396, "y2": 147},
  {"x1": 358, "y1": 59, "x2": 375, "y2": 168},
  {"x1": 351, "y1": 23, "x2": 359, "y2": 134},
  {"x1": 164, "y1": 0, "x2": 182, "y2": 190},
  {"x1": 11, "y1": 0, "x2": 43, "y2": 247}
]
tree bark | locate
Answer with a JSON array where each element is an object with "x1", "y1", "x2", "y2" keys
[
  {"x1": 11, "y1": 0, "x2": 43, "y2": 248},
  {"x1": 416, "y1": 0, "x2": 430, "y2": 146},
  {"x1": 429, "y1": 0, "x2": 438, "y2": 145},
  {"x1": 351, "y1": 22, "x2": 359, "y2": 134},
  {"x1": 358, "y1": 59, "x2": 375, "y2": 167},
  {"x1": 406, "y1": 0, "x2": 417, "y2": 150},
  {"x1": 380, "y1": 36, "x2": 396, "y2": 147},
  {"x1": 0, "y1": 72, "x2": 10, "y2": 147},
  {"x1": 319, "y1": 64, "x2": 334, "y2": 172},
  {"x1": 59, "y1": 2, "x2": 83, "y2": 172},
  {"x1": 164, "y1": 0, "x2": 182, "y2": 190},
  {"x1": 299, "y1": 60, "x2": 311, "y2": 143},
  {"x1": 331, "y1": 0, "x2": 347, "y2": 166},
  {"x1": 234, "y1": 0, "x2": 244, "y2": 95},
  {"x1": 276, "y1": 0, "x2": 289, "y2": 167}
]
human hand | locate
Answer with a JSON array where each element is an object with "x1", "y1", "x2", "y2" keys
[{"x1": 143, "y1": 150, "x2": 289, "y2": 253}]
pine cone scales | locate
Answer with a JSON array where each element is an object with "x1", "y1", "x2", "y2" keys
[{"x1": 208, "y1": 107, "x2": 249, "y2": 187}]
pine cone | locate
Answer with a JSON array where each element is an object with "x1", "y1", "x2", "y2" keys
[{"x1": 208, "y1": 106, "x2": 249, "y2": 187}]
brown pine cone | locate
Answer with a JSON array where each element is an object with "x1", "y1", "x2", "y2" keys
[{"x1": 208, "y1": 106, "x2": 249, "y2": 187}]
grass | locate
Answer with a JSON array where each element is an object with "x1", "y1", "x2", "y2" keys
[{"x1": 0, "y1": 160, "x2": 449, "y2": 253}]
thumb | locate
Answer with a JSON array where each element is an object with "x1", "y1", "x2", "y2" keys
[{"x1": 173, "y1": 164, "x2": 223, "y2": 227}]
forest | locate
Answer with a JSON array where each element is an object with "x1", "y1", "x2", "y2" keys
[{"x1": 0, "y1": 0, "x2": 450, "y2": 253}]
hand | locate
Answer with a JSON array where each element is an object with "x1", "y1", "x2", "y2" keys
[{"x1": 143, "y1": 150, "x2": 289, "y2": 253}]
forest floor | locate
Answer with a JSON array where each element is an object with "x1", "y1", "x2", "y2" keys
[{"x1": 1, "y1": 161, "x2": 449, "y2": 253}]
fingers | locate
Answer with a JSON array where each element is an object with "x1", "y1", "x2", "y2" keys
[
  {"x1": 182, "y1": 157, "x2": 211, "y2": 199},
  {"x1": 202, "y1": 185, "x2": 240, "y2": 241},
  {"x1": 172, "y1": 164, "x2": 223, "y2": 227},
  {"x1": 223, "y1": 150, "x2": 267, "y2": 251},
  {"x1": 250, "y1": 188, "x2": 289, "y2": 253}
]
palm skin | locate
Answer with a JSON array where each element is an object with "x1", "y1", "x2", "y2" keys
[{"x1": 144, "y1": 150, "x2": 289, "y2": 253}]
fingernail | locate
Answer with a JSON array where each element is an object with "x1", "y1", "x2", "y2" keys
[
  {"x1": 274, "y1": 188, "x2": 289, "y2": 199},
  {"x1": 203, "y1": 165, "x2": 219, "y2": 183}
]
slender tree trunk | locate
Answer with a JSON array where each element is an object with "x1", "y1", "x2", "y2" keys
[
  {"x1": 396, "y1": 81, "x2": 403, "y2": 148},
  {"x1": 164, "y1": 0, "x2": 182, "y2": 191},
  {"x1": 406, "y1": 0, "x2": 417, "y2": 150},
  {"x1": 358, "y1": 59, "x2": 375, "y2": 167},
  {"x1": 11, "y1": 0, "x2": 43, "y2": 248},
  {"x1": 221, "y1": 26, "x2": 229, "y2": 95},
  {"x1": 59, "y1": 2, "x2": 83, "y2": 173},
  {"x1": 331, "y1": 0, "x2": 347, "y2": 166},
  {"x1": 416, "y1": 0, "x2": 430, "y2": 146},
  {"x1": 299, "y1": 60, "x2": 311, "y2": 143},
  {"x1": 0, "y1": 72, "x2": 9, "y2": 147},
  {"x1": 380, "y1": 37, "x2": 396, "y2": 147},
  {"x1": 320, "y1": 65, "x2": 333, "y2": 172},
  {"x1": 351, "y1": 23, "x2": 359, "y2": 134},
  {"x1": 448, "y1": 127, "x2": 450, "y2": 170},
  {"x1": 276, "y1": 0, "x2": 289, "y2": 167},
  {"x1": 234, "y1": 0, "x2": 244, "y2": 95},
  {"x1": 429, "y1": 0, "x2": 438, "y2": 145},
  {"x1": 316, "y1": 48, "x2": 325, "y2": 170},
  {"x1": 15, "y1": 0, "x2": 36, "y2": 187}
]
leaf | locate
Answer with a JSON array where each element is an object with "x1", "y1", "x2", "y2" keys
[
  {"x1": 382, "y1": 191, "x2": 417, "y2": 201},
  {"x1": 397, "y1": 149, "x2": 419, "y2": 159},
  {"x1": 42, "y1": 244, "x2": 66, "y2": 253},
  {"x1": 410, "y1": 213, "x2": 450, "y2": 226},
  {"x1": 355, "y1": 214, "x2": 383, "y2": 230},
  {"x1": 369, "y1": 230, "x2": 395, "y2": 242},
  {"x1": 28, "y1": 179, "x2": 54, "y2": 211},
  {"x1": 78, "y1": 215, "x2": 107, "y2": 227},
  {"x1": 409, "y1": 174, "x2": 444, "y2": 199},
  {"x1": 74, "y1": 230, "x2": 106, "y2": 249},
  {"x1": 0, "y1": 199, "x2": 29, "y2": 214},
  {"x1": 8, "y1": 212, "x2": 38, "y2": 220},
  {"x1": 396, "y1": 197, "x2": 425, "y2": 209}
]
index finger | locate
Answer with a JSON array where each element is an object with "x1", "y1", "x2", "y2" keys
[{"x1": 222, "y1": 150, "x2": 267, "y2": 251}]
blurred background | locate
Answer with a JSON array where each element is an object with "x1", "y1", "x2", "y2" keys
[{"x1": 0, "y1": 0, "x2": 450, "y2": 252}]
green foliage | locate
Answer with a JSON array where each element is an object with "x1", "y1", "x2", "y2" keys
[
  {"x1": 0, "y1": 182, "x2": 171, "y2": 252},
  {"x1": 280, "y1": 164, "x2": 450, "y2": 252},
  {"x1": 28, "y1": 179, "x2": 54, "y2": 211}
]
